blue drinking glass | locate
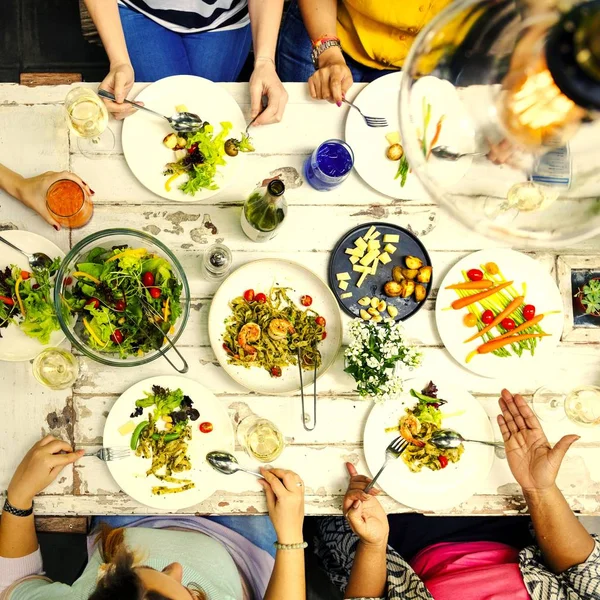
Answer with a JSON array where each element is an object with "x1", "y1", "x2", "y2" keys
[{"x1": 304, "y1": 139, "x2": 354, "y2": 191}]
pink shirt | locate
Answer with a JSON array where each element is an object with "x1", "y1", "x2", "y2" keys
[{"x1": 410, "y1": 541, "x2": 530, "y2": 600}]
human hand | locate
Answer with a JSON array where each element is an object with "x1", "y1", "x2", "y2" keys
[
  {"x1": 7, "y1": 435, "x2": 84, "y2": 509},
  {"x1": 99, "y1": 62, "x2": 137, "y2": 120},
  {"x1": 249, "y1": 60, "x2": 288, "y2": 126},
  {"x1": 308, "y1": 47, "x2": 353, "y2": 104},
  {"x1": 498, "y1": 389, "x2": 579, "y2": 494},
  {"x1": 343, "y1": 463, "x2": 389, "y2": 547},
  {"x1": 259, "y1": 468, "x2": 305, "y2": 544},
  {"x1": 17, "y1": 171, "x2": 94, "y2": 230}
]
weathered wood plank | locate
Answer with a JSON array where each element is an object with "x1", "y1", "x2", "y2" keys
[{"x1": 35, "y1": 516, "x2": 89, "y2": 533}]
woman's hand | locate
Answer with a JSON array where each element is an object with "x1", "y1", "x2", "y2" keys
[
  {"x1": 249, "y1": 60, "x2": 289, "y2": 125},
  {"x1": 16, "y1": 171, "x2": 94, "y2": 230},
  {"x1": 259, "y1": 468, "x2": 305, "y2": 544},
  {"x1": 498, "y1": 389, "x2": 579, "y2": 494},
  {"x1": 308, "y1": 47, "x2": 353, "y2": 104},
  {"x1": 99, "y1": 62, "x2": 136, "y2": 119},
  {"x1": 7, "y1": 436, "x2": 84, "y2": 509},
  {"x1": 343, "y1": 463, "x2": 389, "y2": 547}
]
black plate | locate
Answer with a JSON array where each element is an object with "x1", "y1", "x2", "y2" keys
[{"x1": 328, "y1": 222, "x2": 432, "y2": 322}]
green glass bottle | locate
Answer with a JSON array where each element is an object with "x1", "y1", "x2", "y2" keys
[{"x1": 241, "y1": 179, "x2": 287, "y2": 242}]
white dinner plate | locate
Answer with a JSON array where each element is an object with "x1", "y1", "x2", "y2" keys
[
  {"x1": 122, "y1": 75, "x2": 246, "y2": 202},
  {"x1": 209, "y1": 259, "x2": 343, "y2": 395},
  {"x1": 345, "y1": 73, "x2": 475, "y2": 199},
  {"x1": 364, "y1": 379, "x2": 494, "y2": 511},
  {"x1": 103, "y1": 375, "x2": 235, "y2": 510},
  {"x1": 435, "y1": 249, "x2": 563, "y2": 378},
  {"x1": 0, "y1": 230, "x2": 66, "y2": 361}
]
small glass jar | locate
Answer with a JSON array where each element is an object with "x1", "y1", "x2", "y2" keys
[{"x1": 202, "y1": 243, "x2": 232, "y2": 281}]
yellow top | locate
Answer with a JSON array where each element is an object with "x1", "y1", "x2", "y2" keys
[{"x1": 336, "y1": 0, "x2": 455, "y2": 70}]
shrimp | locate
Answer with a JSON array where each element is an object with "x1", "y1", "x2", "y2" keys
[
  {"x1": 268, "y1": 318, "x2": 295, "y2": 340},
  {"x1": 237, "y1": 322, "x2": 261, "y2": 358},
  {"x1": 399, "y1": 414, "x2": 425, "y2": 447}
]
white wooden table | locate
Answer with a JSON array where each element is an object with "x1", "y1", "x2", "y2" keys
[{"x1": 1, "y1": 82, "x2": 599, "y2": 517}]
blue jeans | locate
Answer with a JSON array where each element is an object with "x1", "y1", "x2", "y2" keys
[
  {"x1": 119, "y1": 4, "x2": 252, "y2": 82},
  {"x1": 276, "y1": 0, "x2": 396, "y2": 83},
  {"x1": 92, "y1": 515, "x2": 277, "y2": 558}
]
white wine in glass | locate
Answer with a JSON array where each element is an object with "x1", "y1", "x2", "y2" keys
[
  {"x1": 236, "y1": 414, "x2": 284, "y2": 462},
  {"x1": 532, "y1": 385, "x2": 600, "y2": 426},
  {"x1": 33, "y1": 348, "x2": 79, "y2": 390},
  {"x1": 65, "y1": 87, "x2": 114, "y2": 158}
]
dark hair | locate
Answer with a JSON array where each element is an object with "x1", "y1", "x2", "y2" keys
[{"x1": 88, "y1": 525, "x2": 206, "y2": 600}]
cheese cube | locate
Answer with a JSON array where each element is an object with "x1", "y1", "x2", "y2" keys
[
  {"x1": 336, "y1": 272, "x2": 351, "y2": 281},
  {"x1": 349, "y1": 255, "x2": 360, "y2": 264},
  {"x1": 383, "y1": 234, "x2": 400, "y2": 243},
  {"x1": 378, "y1": 252, "x2": 391, "y2": 265},
  {"x1": 370, "y1": 257, "x2": 380, "y2": 275},
  {"x1": 345, "y1": 247, "x2": 364, "y2": 257},
  {"x1": 354, "y1": 237, "x2": 367, "y2": 251},
  {"x1": 338, "y1": 280, "x2": 349, "y2": 291},
  {"x1": 118, "y1": 420, "x2": 136, "y2": 436},
  {"x1": 384, "y1": 243, "x2": 397, "y2": 254},
  {"x1": 370, "y1": 231, "x2": 381, "y2": 240},
  {"x1": 340, "y1": 292, "x2": 353, "y2": 299},
  {"x1": 367, "y1": 239, "x2": 381, "y2": 252},
  {"x1": 363, "y1": 225, "x2": 377, "y2": 240},
  {"x1": 359, "y1": 249, "x2": 380, "y2": 267},
  {"x1": 356, "y1": 270, "x2": 369, "y2": 287},
  {"x1": 353, "y1": 265, "x2": 369, "y2": 273}
]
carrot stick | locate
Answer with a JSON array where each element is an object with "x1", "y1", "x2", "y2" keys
[
  {"x1": 450, "y1": 281, "x2": 513, "y2": 310},
  {"x1": 490, "y1": 314, "x2": 545, "y2": 343},
  {"x1": 464, "y1": 296, "x2": 524, "y2": 343},
  {"x1": 465, "y1": 333, "x2": 550, "y2": 363},
  {"x1": 426, "y1": 116, "x2": 445, "y2": 160},
  {"x1": 446, "y1": 280, "x2": 494, "y2": 290}
]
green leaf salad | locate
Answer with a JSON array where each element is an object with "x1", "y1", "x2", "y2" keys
[
  {"x1": 62, "y1": 245, "x2": 183, "y2": 359},
  {"x1": 0, "y1": 259, "x2": 61, "y2": 344}
]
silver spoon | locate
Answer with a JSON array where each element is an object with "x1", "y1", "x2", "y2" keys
[
  {"x1": 97, "y1": 89, "x2": 204, "y2": 133},
  {"x1": 430, "y1": 429, "x2": 505, "y2": 449},
  {"x1": 206, "y1": 451, "x2": 263, "y2": 478},
  {"x1": 431, "y1": 145, "x2": 487, "y2": 161},
  {"x1": 0, "y1": 235, "x2": 53, "y2": 270}
]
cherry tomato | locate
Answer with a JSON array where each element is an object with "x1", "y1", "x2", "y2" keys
[
  {"x1": 300, "y1": 295, "x2": 313, "y2": 307},
  {"x1": 315, "y1": 316, "x2": 326, "y2": 327},
  {"x1": 255, "y1": 293, "x2": 267, "y2": 303},
  {"x1": 64, "y1": 277, "x2": 73, "y2": 286},
  {"x1": 438, "y1": 456, "x2": 449, "y2": 469},
  {"x1": 32, "y1": 283, "x2": 40, "y2": 290},
  {"x1": 243, "y1": 289, "x2": 255, "y2": 302},
  {"x1": 463, "y1": 313, "x2": 477, "y2": 327},
  {"x1": 322, "y1": 331, "x2": 327, "y2": 340},
  {"x1": 20, "y1": 270, "x2": 30, "y2": 281},
  {"x1": 199, "y1": 422, "x2": 213, "y2": 433},
  {"x1": 110, "y1": 329, "x2": 124, "y2": 344},
  {"x1": 142, "y1": 271, "x2": 155, "y2": 287},
  {"x1": 501, "y1": 318, "x2": 516, "y2": 331},
  {"x1": 115, "y1": 299, "x2": 126, "y2": 312},
  {"x1": 467, "y1": 269, "x2": 484, "y2": 282},
  {"x1": 149, "y1": 287, "x2": 161, "y2": 299},
  {"x1": 86, "y1": 298, "x2": 100, "y2": 309},
  {"x1": 270, "y1": 366, "x2": 282, "y2": 378},
  {"x1": 523, "y1": 304, "x2": 536, "y2": 321},
  {"x1": 481, "y1": 309, "x2": 494, "y2": 324},
  {"x1": 189, "y1": 143, "x2": 199, "y2": 154}
]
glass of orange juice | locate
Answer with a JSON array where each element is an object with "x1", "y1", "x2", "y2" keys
[{"x1": 46, "y1": 179, "x2": 93, "y2": 228}]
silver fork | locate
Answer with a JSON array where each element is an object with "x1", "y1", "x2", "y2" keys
[
  {"x1": 84, "y1": 447, "x2": 131, "y2": 462},
  {"x1": 343, "y1": 99, "x2": 388, "y2": 128},
  {"x1": 365, "y1": 437, "x2": 409, "y2": 492}
]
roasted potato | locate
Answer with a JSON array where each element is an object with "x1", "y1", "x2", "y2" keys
[
  {"x1": 176, "y1": 136, "x2": 187, "y2": 150},
  {"x1": 417, "y1": 266, "x2": 433, "y2": 283},
  {"x1": 400, "y1": 280, "x2": 415, "y2": 298},
  {"x1": 392, "y1": 266, "x2": 404, "y2": 283},
  {"x1": 387, "y1": 305, "x2": 399, "y2": 319},
  {"x1": 386, "y1": 143, "x2": 404, "y2": 161},
  {"x1": 401, "y1": 268, "x2": 419, "y2": 280},
  {"x1": 405, "y1": 255, "x2": 423, "y2": 270},
  {"x1": 415, "y1": 284, "x2": 427, "y2": 302},
  {"x1": 384, "y1": 281, "x2": 403, "y2": 297},
  {"x1": 163, "y1": 133, "x2": 178, "y2": 149}
]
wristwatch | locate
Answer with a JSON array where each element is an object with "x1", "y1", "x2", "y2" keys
[
  {"x1": 311, "y1": 38, "x2": 342, "y2": 69},
  {"x1": 3, "y1": 496, "x2": 34, "y2": 517}
]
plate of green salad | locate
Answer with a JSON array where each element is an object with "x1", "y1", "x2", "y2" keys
[
  {"x1": 122, "y1": 75, "x2": 251, "y2": 202},
  {"x1": 0, "y1": 230, "x2": 66, "y2": 361},
  {"x1": 55, "y1": 229, "x2": 190, "y2": 367}
]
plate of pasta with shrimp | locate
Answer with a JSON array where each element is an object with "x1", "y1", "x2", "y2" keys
[{"x1": 208, "y1": 259, "x2": 343, "y2": 395}]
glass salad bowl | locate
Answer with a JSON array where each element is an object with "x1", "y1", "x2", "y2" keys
[{"x1": 54, "y1": 228, "x2": 190, "y2": 368}]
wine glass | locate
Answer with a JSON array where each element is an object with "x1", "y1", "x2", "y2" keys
[
  {"x1": 532, "y1": 385, "x2": 600, "y2": 426},
  {"x1": 32, "y1": 347, "x2": 80, "y2": 390},
  {"x1": 65, "y1": 87, "x2": 114, "y2": 158}
]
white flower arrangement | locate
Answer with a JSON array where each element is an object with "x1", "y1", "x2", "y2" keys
[{"x1": 344, "y1": 318, "x2": 422, "y2": 402}]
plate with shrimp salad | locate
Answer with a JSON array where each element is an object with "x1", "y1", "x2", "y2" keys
[
  {"x1": 364, "y1": 378, "x2": 494, "y2": 510},
  {"x1": 209, "y1": 259, "x2": 343, "y2": 395}
]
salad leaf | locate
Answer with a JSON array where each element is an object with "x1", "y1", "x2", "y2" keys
[{"x1": 76, "y1": 263, "x2": 104, "y2": 280}]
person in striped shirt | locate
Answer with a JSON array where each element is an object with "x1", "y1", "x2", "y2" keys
[{"x1": 85, "y1": 0, "x2": 288, "y2": 126}]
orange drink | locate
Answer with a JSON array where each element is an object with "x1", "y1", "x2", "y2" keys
[{"x1": 46, "y1": 179, "x2": 93, "y2": 228}]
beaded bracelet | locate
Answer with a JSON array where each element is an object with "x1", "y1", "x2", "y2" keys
[{"x1": 273, "y1": 541, "x2": 308, "y2": 551}]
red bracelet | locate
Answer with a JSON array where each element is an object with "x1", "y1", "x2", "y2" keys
[{"x1": 312, "y1": 35, "x2": 340, "y2": 48}]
